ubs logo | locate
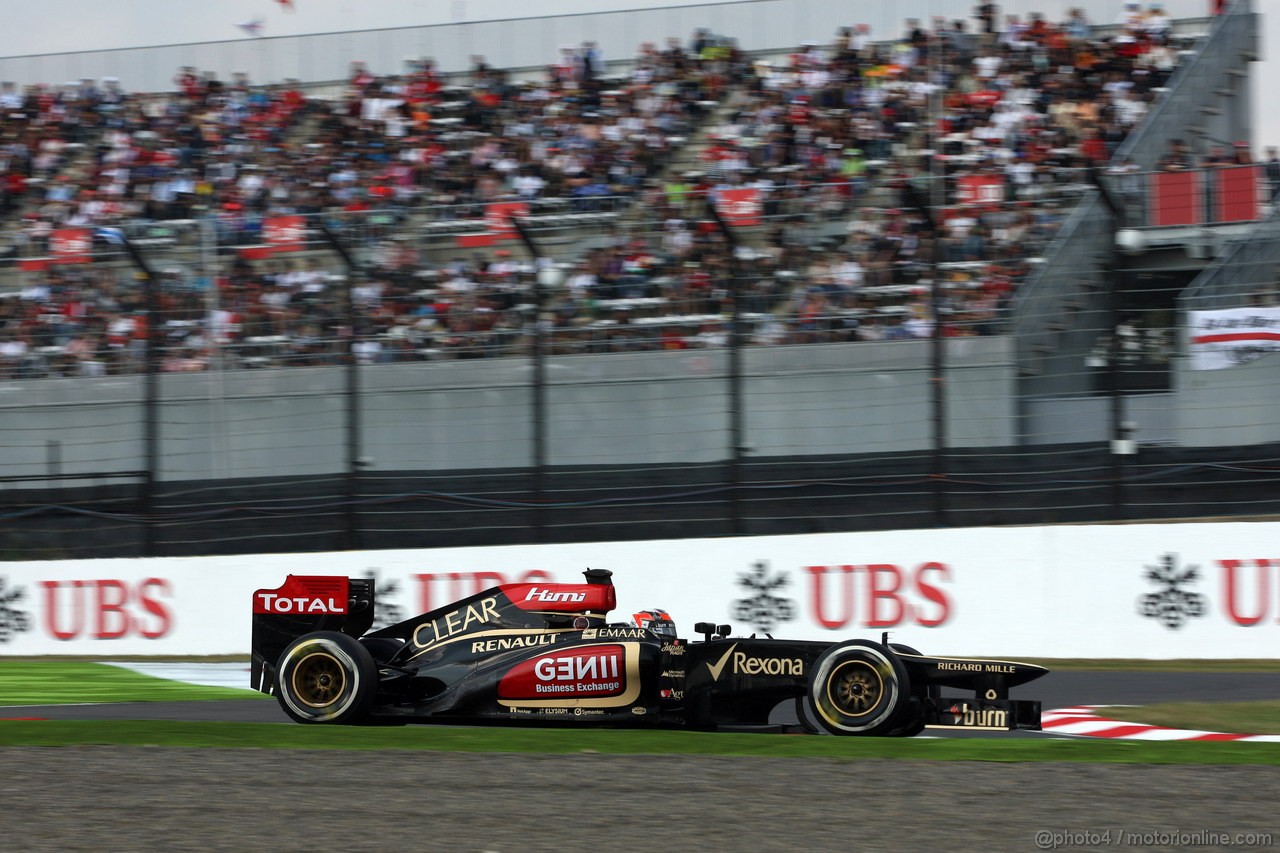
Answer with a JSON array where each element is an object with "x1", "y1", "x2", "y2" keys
[
  {"x1": 1138, "y1": 553, "x2": 1206, "y2": 630},
  {"x1": 0, "y1": 576, "x2": 32, "y2": 643},
  {"x1": 732, "y1": 561, "x2": 795, "y2": 634}
]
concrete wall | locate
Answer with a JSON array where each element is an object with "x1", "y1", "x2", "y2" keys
[
  {"x1": 9, "y1": 335, "x2": 1275, "y2": 488},
  {"x1": 1173, "y1": 353, "x2": 1280, "y2": 447},
  {"x1": 0, "y1": 338, "x2": 1016, "y2": 483},
  {"x1": 1021, "y1": 392, "x2": 1176, "y2": 446}
]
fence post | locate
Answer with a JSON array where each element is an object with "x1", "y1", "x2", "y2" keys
[
  {"x1": 144, "y1": 268, "x2": 159, "y2": 556},
  {"x1": 317, "y1": 222, "x2": 362, "y2": 550},
  {"x1": 705, "y1": 197, "x2": 745, "y2": 536},
  {"x1": 1091, "y1": 169, "x2": 1131, "y2": 520},
  {"x1": 103, "y1": 228, "x2": 160, "y2": 555},
  {"x1": 510, "y1": 217, "x2": 550, "y2": 543},
  {"x1": 905, "y1": 184, "x2": 948, "y2": 526},
  {"x1": 930, "y1": 254, "x2": 948, "y2": 527}
]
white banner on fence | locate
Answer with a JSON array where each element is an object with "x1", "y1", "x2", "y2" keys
[
  {"x1": 1, "y1": 522, "x2": 1277, "y2": 659},
  {"x1": 1188, "y1": 307, "x2": 1280, "y2": 370}
]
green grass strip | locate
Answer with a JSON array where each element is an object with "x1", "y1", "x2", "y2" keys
[
  {"x1": 1093, "y1": 701, "x2": 1280, "y2": 735},
  {"x1": 0, "y1": 661, "x2": 266, "y2": 706},
  {"x1": 0, "y1": 721, "x2": 1278, "y2": 764}
]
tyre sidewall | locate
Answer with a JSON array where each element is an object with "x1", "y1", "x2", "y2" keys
[
  {"x1": 808, "y1": 640, "x2": 909, "y2": 735},
  {"x1": 276, "y1": 631, "x2": 376, "y2": 724},
  {"x1": 886, "y1": 642, "x2": 932, "y2": 737}
]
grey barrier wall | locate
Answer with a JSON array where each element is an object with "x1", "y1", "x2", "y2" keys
[
  {"x1": 23, "y1": 334, "x2": 1273, "y2": 486},
  {"x1": 0, "y1": 0, "x2": 1213, "y2": 93},
  {"x1": 0, "y1": 337, "x2": 1015, "y2": 484},
  {"x1": 1022, "y1": 393, "x2": 1175, "y2": 445},
  {"x1": 1173, "y1": 355, "x2": 1280, "y2": 448},
  {"x1": 1012, "y1": 345, "x2": 1280, "y2": 452}
]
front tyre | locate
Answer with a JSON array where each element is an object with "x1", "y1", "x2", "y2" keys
[
  {"x1": 807, "y1": 640, "x2": 910, "y2": 736},
  {"x1": 886, "y1": 643, "x2": 933, "y2": 737},
  {"x1": 276, "y1": 631, "x2": 377, "y2": 724}
]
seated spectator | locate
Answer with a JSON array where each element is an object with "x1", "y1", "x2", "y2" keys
[
  {"x1": 0, "y1": 10, "x2": 1211, "y2": 374},
  {"x1": 1158, "y1": 138, "x2": 1195, "y2": 171}
]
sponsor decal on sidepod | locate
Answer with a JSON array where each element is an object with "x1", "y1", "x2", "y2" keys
[
  {"x1": 499, "y1": 644, "x2": 627, "y2": 701},
  {"x1": 704, "y1": 644, "x2": 804, "y2": 681}
]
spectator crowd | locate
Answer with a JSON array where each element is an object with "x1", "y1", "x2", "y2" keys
[{"x1": 0, "y1": 2, "x2": 1256, "y2": 379}]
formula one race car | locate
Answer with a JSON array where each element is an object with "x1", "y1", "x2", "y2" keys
[{"x1": 251, "y1": 570, "x2": 1046, "y2": 735}]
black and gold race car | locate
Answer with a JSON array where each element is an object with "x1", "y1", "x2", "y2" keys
[{"x1": 251, "y1": 569, "x2": 1046, "y2": 736}]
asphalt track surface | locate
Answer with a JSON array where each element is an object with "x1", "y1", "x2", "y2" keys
[
  {"x1": 6, "y1": 670, "x2": 1279, "y2": 853},
  {"x1": 9, "y1": 670, "x2": 1280, "y2": 735}
]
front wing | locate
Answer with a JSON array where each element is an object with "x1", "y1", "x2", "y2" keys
[{"x1": 924, "y1": 697, "x2": 1042, "y2": 731}]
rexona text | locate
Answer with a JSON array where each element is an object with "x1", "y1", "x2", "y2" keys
[{"x1": 734, "y1": 652, "x2": 804, "y2": 676}]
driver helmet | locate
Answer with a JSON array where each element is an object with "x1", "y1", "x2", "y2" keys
[{"x1": 632, "y1": 608, "x2": 677, "y2": 638}]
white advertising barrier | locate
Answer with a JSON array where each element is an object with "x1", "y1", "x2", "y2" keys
[{"x1": 1, "y1": 522, "x2": 1277, "y2": 659}]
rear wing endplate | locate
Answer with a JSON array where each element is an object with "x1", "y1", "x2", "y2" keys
[{"x1": 250, "y1": 575, "x2": 376, "y2": 693}]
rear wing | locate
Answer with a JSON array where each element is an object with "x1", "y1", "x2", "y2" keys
[{"x1": 250, "y1": 575, "x2": 376, "y2": 694}]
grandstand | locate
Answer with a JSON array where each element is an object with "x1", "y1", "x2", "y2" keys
[{"x1": 2, "y1": 0, "x2": 1279, "y2": 560}]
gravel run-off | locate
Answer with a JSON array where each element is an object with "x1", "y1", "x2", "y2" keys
[{"x1": 4, "y1": 747, "x2": 1277, "y2": 852}]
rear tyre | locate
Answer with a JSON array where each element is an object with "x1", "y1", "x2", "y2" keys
[
  {"x1": 807, "y1": 640, "x2": 910, "y2": 736},
  {"x1": 276, "y1": 631, "x2": 377, "y2": 724}
]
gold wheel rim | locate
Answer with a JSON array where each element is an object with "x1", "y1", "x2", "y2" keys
[
  {"x1": 291, "y1": 651, "x2": 348, "y2": 709},
  {"x1": 826, "y1": 660, "x2": 884, "y2": 718}
]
